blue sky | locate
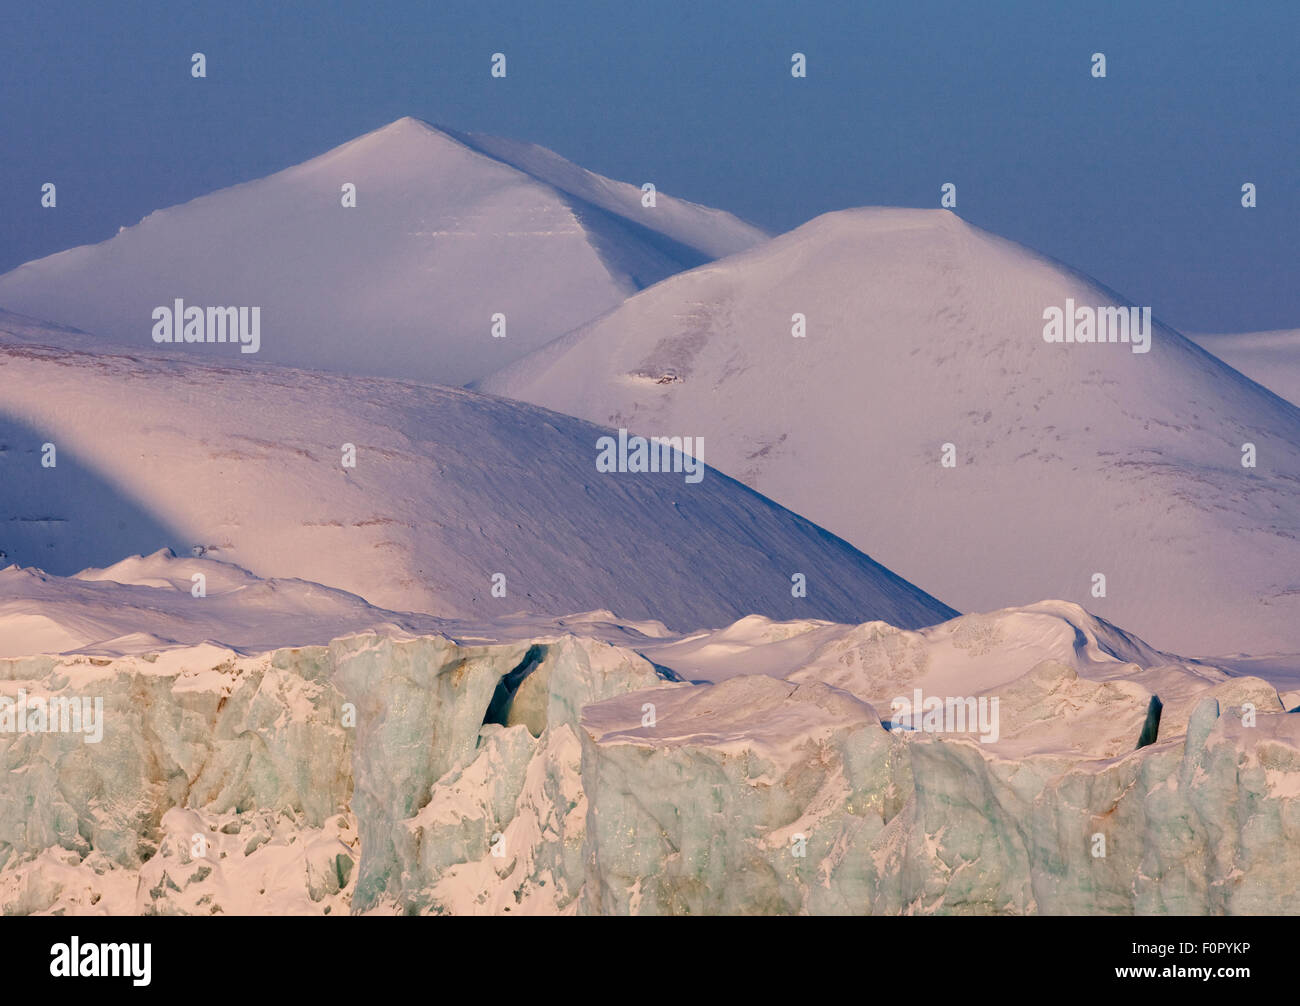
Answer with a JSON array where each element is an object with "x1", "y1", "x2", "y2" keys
[{"x1": 2, "y1": 0, "x2": 1296, "y2": 331}]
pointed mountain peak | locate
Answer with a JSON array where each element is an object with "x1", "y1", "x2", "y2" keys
[
  {"x1": 0, "y1": 119, "x2": 770, "y2": 386},
  {"x1": 311, "y1": 115, "x2": 484, "y2": 170},
  {"x1": 368, "y1": 115, "x2": 464, "y2": 144}
]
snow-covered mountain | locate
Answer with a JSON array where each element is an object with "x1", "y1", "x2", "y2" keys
[
  {"x1": 481, "y1": 208, "x2": 1300, "y2": 656},
  {"x1": 0, "y1": 118, "x2": 767, "y2": 386},
  {"x1": 1190, "y1": 329, "x2": 1300, "y2": 407},
  {"x1": 0, "y1": 311, "x2": 951, "y2": 632}
]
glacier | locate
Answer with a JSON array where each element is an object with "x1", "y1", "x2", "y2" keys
[{"x1": 2, "y1": 598, "x2": 1296, "y2": 916}]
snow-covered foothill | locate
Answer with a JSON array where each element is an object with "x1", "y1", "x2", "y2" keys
[{"x1": 0, "y1": 314, "x2": 953, "y2": 633}]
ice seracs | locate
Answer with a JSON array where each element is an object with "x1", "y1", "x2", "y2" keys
[{"x1": 1, "y1": 562, "x2": 1294, "y2": 916}]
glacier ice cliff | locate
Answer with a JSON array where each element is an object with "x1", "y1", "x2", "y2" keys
[{"x1": 0, "y1": 605, "x2": 1296, "y2": 915}]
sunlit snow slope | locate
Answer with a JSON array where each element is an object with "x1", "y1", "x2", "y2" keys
[
  {"x1": 1190, "y1": 330, "x2": 1300, "y2": 407},
  {"x1": 0, "y1": 312, "x2": 951, "y2": 632},
  {"x1": 482, "y1": 208, "x2": 1300, "y2": 655},
  {"x1": 0, "y1": 117, "x2": 767, "y2": 386}
]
